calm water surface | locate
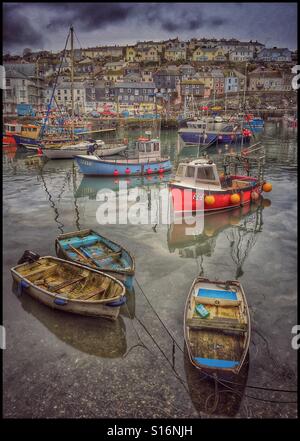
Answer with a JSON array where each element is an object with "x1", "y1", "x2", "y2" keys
[{"x1": 3, "y1": 123, "x2": 297, "y2": 418}]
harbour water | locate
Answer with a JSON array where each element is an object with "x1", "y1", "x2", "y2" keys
[{"x1": 3, "y1": 123, "x2": 297, "y2": 418}]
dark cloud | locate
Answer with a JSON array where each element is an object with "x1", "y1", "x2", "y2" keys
[
  {"x1": 2, "y1": 2, "x2": 297, "y2": 53},
  {"x1": 3, "y1": 3, "x2": 46, "y2": 51},
  {"x1": 45, "y1": 2, "x2": 135, "y2": 31}
]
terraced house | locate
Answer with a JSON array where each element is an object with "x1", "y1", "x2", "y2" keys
[
  {"x1": 192, "y1": 47, "x2": 226, "y2": 62},
  {"x1": 248, "y1": 67, "x2": 284, "y2": 91},
  {"x1": 113, "y1": 82, "x2": 156, "y2": 104}
]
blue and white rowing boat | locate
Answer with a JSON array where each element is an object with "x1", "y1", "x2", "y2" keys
[{"x1": 55, "y1": 229, "x2": 135, "y2": 290}]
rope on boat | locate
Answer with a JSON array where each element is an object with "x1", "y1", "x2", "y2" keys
[{"x1": 135, "y1": 277, "x2": 184, "y2": 354}]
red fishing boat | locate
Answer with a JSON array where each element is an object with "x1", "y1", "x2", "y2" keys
[
  {"x1": 169, "y1": 143, "x2": 272, "y2": 213},
  {"x1": 3, "y1": 122, "x2": 20, "y2": 147}
]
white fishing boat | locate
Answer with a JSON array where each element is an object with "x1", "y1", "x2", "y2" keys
[{"x1": 42, "y1": 139, "x2": 127, "y2": 159}]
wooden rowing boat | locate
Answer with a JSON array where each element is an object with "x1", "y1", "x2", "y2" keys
[
  {"x1": 184, "y1": 277, "x2": 250, "y2": 376},
  {"x1": 55, "y1": 229, "x2": 135, "y2": 289},
  {"x1": 11, "y1": 256, "x2": 126, "y2": 320}
]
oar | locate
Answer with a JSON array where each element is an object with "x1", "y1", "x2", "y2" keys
[
  {"x1": 69, "y1": 244, "x2": 97, "y2": 267},
  {"x1": 80, "y1": 246, "x2": 121, "y2": 263}
]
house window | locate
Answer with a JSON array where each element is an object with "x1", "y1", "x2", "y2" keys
[
  {"x1": 119, "y1": 88, "x2": 124, "y2": 93},
  {"x1": 127, "y1": 88, "x2": 131, "y2": 93},
  {"x1": 6, "y1": 78, "x2": 11, "y2": 86},
  {"x1": 134, "y1": 89, "x2": 139, "y2": 95},
  {"x1": 19, "y1": 90, "x2": 26, "y2": 98}
]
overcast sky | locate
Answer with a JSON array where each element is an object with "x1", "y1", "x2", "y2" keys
[{"x1": 3, "y1": 2, "x2": 298, "y2": 55}]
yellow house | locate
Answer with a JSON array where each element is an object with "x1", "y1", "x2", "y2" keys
[
  {"x1": 193, "y1": 47, "x2": 226, "y2": 62},
  {"x1": 164, "y1": 48, "x2": 187, "y2": 62},
  {"x1": 136, "y1": 47, "x2": 160, "y2": 63},
  {"x1": 125, "y1": 46, "x2": 138, "y2": 62}
]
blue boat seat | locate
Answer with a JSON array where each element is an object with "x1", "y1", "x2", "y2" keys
[
  {"x1": 60, "y1": 234, "x2": 100, "y2": 249},
  {"x1": 193, "y1": 357, "x2": 239, "y2": 369},
  {"x1": 197, "y1": 288, "x2": 237, "y2": 301}
]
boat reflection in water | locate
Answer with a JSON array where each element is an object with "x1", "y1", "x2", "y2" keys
[
  {"x1": 75, "y1": 173, "x2": 172, "y2": 200},
  {"x1": 13, "y1": 281, "x2": 133, "y2": 359},
  {"x1": 167, "y1": 199, "x2": 271, "y2": 277},
  {"x1": 184, "y1": 345, "x2": 249, "y2": 417}
]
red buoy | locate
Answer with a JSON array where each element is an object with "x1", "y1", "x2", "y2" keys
[
  {"x1": 113, "y1": 169, "x2": 119, "y2": 176},
  {"x1": 37, "y1": 147, "x2": 43, "y2": 156},
  {"x1": 125, "y1": 167, "x2": 131, "y2": 174},
  {"x1": 147, "y1": 168, "x2": 152, "y2": 174},
  {"x1": 158, "y1": 167, "x2": 164, "y2": 173}
]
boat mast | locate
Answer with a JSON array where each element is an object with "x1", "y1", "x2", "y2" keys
[{"x1": 70, "y1": 25, "x2": 74, "y2": 140}]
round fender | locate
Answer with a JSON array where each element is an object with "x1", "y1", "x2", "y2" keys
[
  {"x1": 105, "y1": 296, "x2": 127, "y2": 307},
  {"x1": 17, "y1": 280, "x2": 30, "y2": 297},
  {"x1": 54, "y1": 297, "x2": 68, "y2": 306}
]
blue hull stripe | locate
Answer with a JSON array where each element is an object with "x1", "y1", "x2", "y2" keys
[
  {"x1": 197, "y1": 288, "x2": 237, "y2": 300},
  {"x1": 194, "y1": 357, "x2": 239, "y2": 369}
]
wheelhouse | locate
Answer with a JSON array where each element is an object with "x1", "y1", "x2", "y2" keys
[
  {"x1": 186, "y1": 120, "x2": 207, "y2": 130},
  {"x1": 136, "y1": 138, "x2": 161, "y2": 159},
  {"x1": 174, "y1": 159, "x2": 221, "y2": 188}
]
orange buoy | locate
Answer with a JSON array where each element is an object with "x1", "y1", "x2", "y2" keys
[
  {"x1": 230, "y1": 193, "x2": 241, "y2": 204},
  {"x1": 205, "y1": 195, "x2": 215, "y2": 205},
  {"x1": 251, "y1": 191, "x2": 260, "y2": 201},
  {"x1": 203, "y1": 226, "x2": 215, "y2": 237},
  {"x1": 262, "y1": 182, "x2": 272, "y2": 192}
]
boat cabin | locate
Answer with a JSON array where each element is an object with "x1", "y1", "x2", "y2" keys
[
  {"x1": 20, "y1": 124, "x2": 41, "y2": 139},
  {"x1": 186, "y1": 120, "x2": 207, "y2": 130},
  {"x1": 174, "y1": 159, "x2": 222, "y2": 189},
  {"x1": 135, "y1": 137, "x2": 162, "y2": 159},
  {"x1": 4, "y1": 123, "x2": 22, "y2": 134}
]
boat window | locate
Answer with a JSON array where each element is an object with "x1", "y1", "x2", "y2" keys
[
  {"x1": 196, "y1": 166, "x2": 216, "y2": 181},
  {"x1": 176, "y1": 165, "x2": 185, "y2": 177},
  {"x1": 186, "y1": 166, "x2": 195, "y2": 178},
  {"x1": 146, "y1": 143, "x2": 152, "y2": 152},
  {"x1": 138, "y1": 143, "x2": 145, "y2": 152},
  {"x1": 154, "y1": 142, "x2": 160, "y2": 151}
]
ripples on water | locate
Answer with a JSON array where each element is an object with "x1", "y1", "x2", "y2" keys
[{"x1": 3, "y1": 122, "x2": 297, "y2": 418}]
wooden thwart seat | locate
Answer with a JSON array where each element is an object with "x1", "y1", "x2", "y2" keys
[
  {"x1": 194, "y1": 296, "x2": 241, "y2": 307},
  {"x1": 186, "y1": 317, "x2": 247, "y2": 333}
]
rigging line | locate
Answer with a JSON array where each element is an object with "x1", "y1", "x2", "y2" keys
[
  {"x1": 134, "y1": 316, "x2": 191, "y2": 396},
  {"x1": 39, "y1": 29, "x2": 71, "y2": 140},
  {"x1": 215, "y1": 377, "x2": 297, "y2": 404},
  {"x1": 122, "y1": 306, "x2": 155, "y2": 359},
  {"x1": 134, "y1": 277, "x2": 184, "y2": 353}
]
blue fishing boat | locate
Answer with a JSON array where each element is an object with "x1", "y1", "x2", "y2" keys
[
  {"x1": 75, "y1": 137, "x2": 172, "y2": 176},
  {"x1": 178, "y1": 120, "x2": 251, "y2": 146},
  {"x1": 55, "y1": 229, "x2": 135, "y2": 290}
]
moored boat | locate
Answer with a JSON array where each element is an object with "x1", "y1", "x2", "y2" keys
[
  {"x1": 75, "y1": 137, "x2": 172, "y2": 176},
  {"x1": 11, "y1": 255, "x2": 126, "y2": 320},
  {"x1": 169, "y1": 143, "x2": 272, "y2": 212},
  {"x1": 178, "y1": 119, "x2": 251, "y2": 146},
  {"x1": 184, "y1": 276, "x2": 250, "y2": 376},
  {"x1": 55, "y1": 229, "x2": 135, "y2": 289},
  {"x1": 42, "y1": 140, "x2": 127, "y2": 159}
]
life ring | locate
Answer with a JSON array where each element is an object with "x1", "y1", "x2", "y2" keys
[
  {"x1": 93, "y1": 143, "x2": 98, "y2": 150},
  {"x1": 214, "y1": 300, "x2": 220, "y2": 306}
]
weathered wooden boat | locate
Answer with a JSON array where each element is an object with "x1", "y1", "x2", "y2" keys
[
  {"x1": 184, "y1": 277, "x2": 250, "y2": 376},
  {"x1": 55, "y1": 229, "x2": 135, "y2": 290},
  {"x1": 75, "y1": 138, "x2": 172, "y2": 176},
  {"x1": 169, "y1": 143, "x2": 272, "y2": 212},
  {"x1": 11, "y1": 255, "x2": 126, "y2": 320}
]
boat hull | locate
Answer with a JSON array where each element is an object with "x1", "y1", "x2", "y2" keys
[
  {"x1": 11, "y1": 256, "x2": 126, "y2": 320},
  {"x1": 43, "y1": 143, "x2": 126, "y2": 159},
  {"x1": 179, "y1": 130, "x2": 250, "y2": 145},
  {"x1": 75, "y1": 155, "x2": 172, "y2": 176},
  {"x1": 169, "y1": 177, "x2": 260, "y2": 212}
]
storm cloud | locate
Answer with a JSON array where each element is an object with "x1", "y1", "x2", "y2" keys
[{"x1": 2, "y1": 2, "x2": 297, "y2": 54}]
